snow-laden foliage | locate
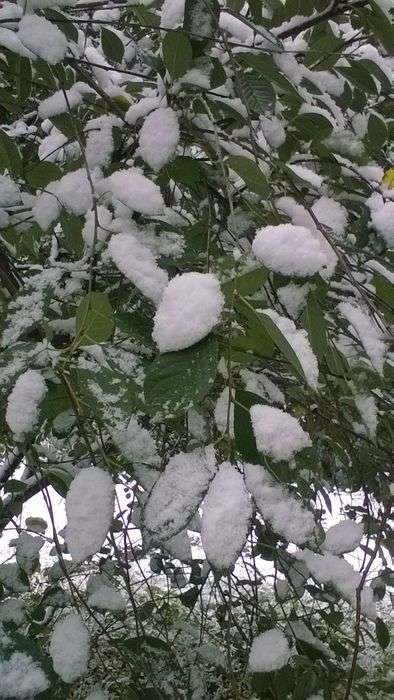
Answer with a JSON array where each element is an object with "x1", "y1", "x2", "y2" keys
[{"x1": 0, "y1": 0, "x2": 392, "y2": 697}]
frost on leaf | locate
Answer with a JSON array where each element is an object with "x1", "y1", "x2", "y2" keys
[
  {"x1": 250, "y1": 405, "x2": 311, "y2": 462},
  {"x1": 201, "y1": 463, "x2": 251, "y2": 571},
  {"x1": 50, "y1": 614, "x2": 90, "y2": 683},
  {"x1": 245, "y1": 463, "x2": 315, "y2": 545},
  {"x1": 152, "y1": 272, "x2": 224, "y2": 352},
  {"x1": 65, "y1": 467, "x2": 115, "y2": 563},
  {"x1": 249, "y1": 629, "x2": 291, "y2": 673},
  {"x1": 143, "y1": 449, "x2": 216, "y2": 546}
]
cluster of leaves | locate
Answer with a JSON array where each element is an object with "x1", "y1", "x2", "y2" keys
[{"x1": 0, "y1": 0, "x2": 393, "y2": 698}]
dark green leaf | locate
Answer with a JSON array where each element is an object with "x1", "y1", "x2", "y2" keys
[
  {"x1": 227, "y1": 155, "x2": 270, "y2": 198},
  {"x1": 293, "y1": 112, "x2": 333, "y2": 139},
  {"x1": 75, "y1": 292, "x2": 115, "y2": 345},
  {"x1": 26, "y1": 162, "x2": 62, "y2": 190},
  {"x1": 0, "y1": 129, "x2": 22, "y2": 176},
  {"x1": 162, "y1": 31, "x2": 193, "y2": 79},
  {"x1": 144, "y1": 336, "x2": 218, "y2": 418},
  {"x1": 234, "y1": 389, "x2": 266, "y2": 463},
  {"x1": 101, "y1": 27, "x2": 125, "y2": 64},
  {"x1": 375, "y1": 617, "x2": 390, "y2": 650},
  {"x1": 237, "y1": 71, "x2": 276, "y2": 114}
]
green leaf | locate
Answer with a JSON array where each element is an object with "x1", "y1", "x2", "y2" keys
[
  {"x1": 302, "y1": 292, "x2": 327, "y2": 360},
  {"x1": 75, "y1": 292, "x2": 115, "y2": 345},
  {"x1": 257, "y1": 310, "x2": 307, "y2": 383},
  {"x1": 238, "y1": 53, "x2": 300, "y2": 98},
  {"x1": 26, "y1": 161, "x2": 62, "y2": 190},
  {"x1": 337, "y1": 62, "x2": 377, "y2": 94},
  {"x1": 61, "y1": 212, "x2": 85, "y2": 258},
  {"x1": 101, "y1": 27, "x2": 124, "y2": 64},
  {"x1": 237, "y1": 71, "x2": 276, "y2": 114},
  {"x1": 4, "y1": 479, "x2": 28, "y2": 494},
  {"x1": 50, "y1": 113, "x2": 76, "y2": 139},
  {"x1": 184, "y1": 0, "x2": 219, "y2": 41},
  {"x1": 222, "y1": 267, "x2": 269, "y2": 300},
  {"x1": 293, "y1": 112, "x2": 333, "y2": 139},
  {"x1": 144, "y1": 336, "x2": 218, "y2": 418},
  {"x1": 162, "y1": 31, "x2": 193, "y2": 79},
  {"x1": 366, "y1": 112, "x2": 388, "y2": 152},
  {"x1": 0, "y1": 129, "x2": 23, "y2": 176},
  {"x1": 227, "y1": 156, "x2": 270, "y2": 198},
  {"x1": 234, "y1": 389, "x2": 266, "y2": 463},
  {"x1": 16, "y1": 57, "x2": 32, "y2": 103},
  {"x1": 368, "y1": 1, "x2": 394, "y2": 55},
  {"x1": 164, "y1": 156, "x2": 206, "y2": 189},
  {"x1": 375, "y1": 617, "x2": 390, "y2": 650},
  {"x1": 44, "y1": 9, "x2": 79, "y2": 42}
]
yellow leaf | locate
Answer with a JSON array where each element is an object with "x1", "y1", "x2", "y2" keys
[{"x1": 382, "y1": 168, "x2": 394, "y2": 188}]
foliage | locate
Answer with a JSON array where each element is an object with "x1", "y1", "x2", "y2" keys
[{"x1": 0, "y1": 0, "x2": 393, "y2": 698}]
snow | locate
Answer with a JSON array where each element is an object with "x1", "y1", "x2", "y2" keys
[
  {"x1": 161, "y1": 0, "x2": 185, "y2": 29},
  {"x1": 0, "y1": 175, "x2": 20, "y2": 207},
  {"x1": 201, "y1": 463, "x2": 251, "y2": 571},
  {"x1": 311, "y1": 196, "x2": 348, "y2": 238},
  {"x1": 14, "y1": 531, "x2": 44, "y2": 574},
  {"x1": 323, "y1": 520, "x2": 364, "y2": 555},
  {"x1": 240, "y1": 369, "x2": 285, "y2": 406},
  {"x1": 33, "y1": 169, "x2": 93, "y2": 230},
  {"x1": 108, "y1": 232, "x2": 169, "y2": 305},
  {"x1": 17, "y1": 0, "x2": 76, "y2": 9},
  {"x1": 252, "y1": 224, "x2": 329, "y2": 277},
  {"x1": 152, "y1": 272, "x2": 224, "y2": 352},
  {"x1": 6, "y1": 370, "x2": 47, "y2": 440},
  {"x1": 277, "y1": 282, "x2": 309, "y2": 318},
  {"x1": 18, "y1": 15, "x2": 68, "y2": 65},
  {"x1": 85, "y1": 115, "x2": 120, "y2": 169},
  {"x1": 369, "y1": 201, "x2": 394, "y2": 247},
  {"x1": 214, "y1": 386, "x2": 234, "y2": 437},
  {"x1": 287, "y1": 164, "x2": 323, "y2": 189},
  {"x1": 261, "y1": 309, "x2": 319, "y2": 390},
  {"x1": 0, "y1": 598, "x2": 25, "y2": 625},
  {"x1": 245, "y1": 463, "x2": 315, "y2": 545},
  {"x1": 143, "y1": 449, "x2": 215, "y2": 544},
  {"x1": 287, "y1": 621, "x2": 333, "y2": 658},
  {"x1": 248, "y1": 629, "x2": 291, "y2": 673},
  {"x1": 84, "y1": 687, "x2": 109, "y2": 700},
  {"x1": 354, "y1": 394, "x2": 378, "y2": 438},
  {"x1": 98, "y1": 168, "x2": 164, "y2": 216},
  {"x1": 65, "y1": 466, "x2": 115, "y2": 563},
  {"x1": 112, "y1": 416, "x2": 159, "y2": 467},
  {"x1": 38, "y1": 86, "x2": 83, "y2": 119},
  {"x1": 250, "y1": 405, "x2": 311, "y2": 462},
  {"x1": 299, "y1": 549, "x2": 376, "y2": 619},
  {"x1": 139, "y1": 107, "x2": 180, "y2": 172},
  {"x1": 259, "y1": 116, "x2": 286, "y2": 148},
  {"x1": 50, "y1": 614, "x2": 90, "y2": 683},
  {"x1": 338, "y1": 302, "x2": 386, "y2": 374},
  {"x1": 82, "y1": 206, "x2": 112, "y2": 248},
  {"x1": 0, "y1": 652, "x2": 49, "y2": 698},
  {"x1": 126, "y1": 96, "x2": 163, "y2": 126},
  {"x1": 88, "y1": 585, "x2": 126, "y2": 612}
]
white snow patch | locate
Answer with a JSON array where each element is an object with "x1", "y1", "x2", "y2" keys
[
  {"x1": 323, "y1": 520, "x2": 364, "y2": 555},
  {"x1": 250, "y1": 405, "x2": 311, "y2": 462},
  {"x1": 249, "y1": 629, "x2": 291, "y2": 673},
  {"x1": 253, "y1": 224, "x2": 328, "y2": 277},
  {"x1": 139, "y1": 108, "x2": 179, "y2": 171},
  {"x1": 50, "y1": 614, "x2": 89, "y2": 683},
  {"x1": 6, "y1": 370, "x2": 47, "y2": 439},
  {"x1": 108, "y1": 232, "x2": 168, "y2": 305}
]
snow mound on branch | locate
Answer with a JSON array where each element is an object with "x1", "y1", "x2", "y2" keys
[
  {"x1": 33, "y1": 168, "x2": 93, "y2": 230},
  {"x1": 250, "y1": 405, "x2": 311, "y2": 462},
  {"x1": 337, "y1": 302, "x2": 386, "y2": 374},
  {"x1": 262, "y1": 309, "x2": 319, "y2": 389},
  {"x1": 139, "y1": 107, "x2": 180, "y2": 171},
  {"x1": 50, "y1": 614, "x2": 89, "y2": 683},
  {"x1": 201, "y1": 463, "x2": 251, "y2": 571},
  {"x1": 0, "y1": 652, "x2": 49, "y2": 698},
  {"x1": 98, "y1": 168, "x2": 164, "y2": 216},
  {"x1": 249, "y1": 629, "x2": 291, "y2": 672},
  {"x1": 112, "y1": 416, "x2": 159, "y2": 466},
  {"x1": 323, "y1": 520, "x2": 364, "y2": 555},
  {"x1": 161, "y1": 0, "x2": 185, "y2": 29},
  {"x1": 299, "y1": 549, "x2": 376, "y2": 619},
  {"x1": 66, "y1": 467, "x2": 115, "y2": 562},
  {"x1": 252, "y1": 223, "x2": 328, "y2": 276},
  {"x1": 143, "y1": 449, "x2": 215, "y2": 545},
  {"x1": 82, "y1": 205, "x2": 112, "y2": 248},
  {"x1": 0, "y1": 175, "x2": 20, "y2": 207},
  {"x1": 108, "y1": 232, "x2": 168, "y2": 305},
  {"x1": 369, "y1": 200, "x2": 394, "y2": 247},
  {"x1": 152, "y1": 272, "x2": 224, "y2": 351},
  {"x1": 245, "y1": 463, "x2": 315, "y2": 545},
  {"x1": 311, "y1": 196, "x2": 348, "y2": 238},
  {"x1": 354, "y1": 394, "x2": 378, "y2": 438},
  {"x1": 6, "y1": 370, "x2": 47, "y2": 439},
  {"x1": 88, "y1": 585, "x2": 126, "y2": 612},
  {"x1": 18, "y1": 15, "x2": 68, "y2": 65}
]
